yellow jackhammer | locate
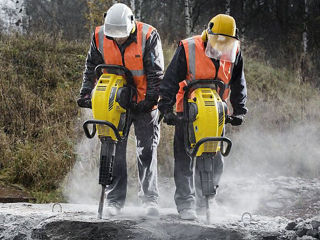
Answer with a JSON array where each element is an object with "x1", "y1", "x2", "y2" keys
[
  {"x1": 82, "y1": 64, "x2": 136, "y2": 219},
  {"x1": 181, "y1": 79, "x2": 232, "y2": 223}
]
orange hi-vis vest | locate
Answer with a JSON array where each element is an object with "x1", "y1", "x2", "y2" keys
[
  {"x1": 95, "y1": 21, "x2": 155, "y2": 103},
  {"x1": 176, "y1": 35, "x2": 235, "y2": 112}
]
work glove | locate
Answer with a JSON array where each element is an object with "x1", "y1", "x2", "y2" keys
[
  {"x1": 226, "y1": 114, "x2": 244, "y2": 126},
  {"x1": 77, "y1": 94, "x2": 92, "y2": 109},
  {"x1": 159, "y1": 106, "x2": 177, "y2": 126},
  {"x1": 163, "y1": 111, "x2": 178, "y2": 126},
  {"x1": 135, "y1": 96, "x2": 158, "y2": 113}
]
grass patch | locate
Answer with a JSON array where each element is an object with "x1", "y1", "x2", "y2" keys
[{"x1": 0, "y1": 33, "x2": 87, "y2": 202}]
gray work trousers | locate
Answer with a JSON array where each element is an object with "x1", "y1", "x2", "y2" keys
[
  {"x1": 173, "y1": 118, "x2": 224, "y2": 212},
  {"x1": 106, "y1": 109, "x2": 160, "y2": 208}
]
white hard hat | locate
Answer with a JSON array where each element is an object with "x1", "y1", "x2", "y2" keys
[{"x1": 104, "y1": 3, "x2": 135, "y2": 38}]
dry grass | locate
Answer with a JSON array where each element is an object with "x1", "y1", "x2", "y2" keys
[{"x1": 0, "y1": 33, "x2": 87, "y2": 199}]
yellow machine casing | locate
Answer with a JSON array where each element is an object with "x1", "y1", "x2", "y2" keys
[
  {"x1": 92, "y1": 73, "x2": 127, "y2": 140},
  {"x1": 188, "y1": 88, "x2": 226, "y2": 156}
]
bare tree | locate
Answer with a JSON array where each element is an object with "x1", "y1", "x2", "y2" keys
[
  {"x1": 225, "y1": 0, "x2": 231, "y2": 15},
  {"x1": 302, "y1": 0, "x2": 308, "y2": 55},
  {"x1": 184, "y1": 0, "x2": 192, "y2": 35},
  {"x1": 130, "y1": 0, "x2": 135, "y2": 15},
  {"x1": 136, "y1": 0, "x2": 143, "y2": 21}
]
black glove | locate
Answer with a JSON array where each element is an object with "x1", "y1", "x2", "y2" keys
[
  {"x1": 135, "y1": 96, "x2": 157, "y2": 113},
  {"x1": 226, "y1": 115, "x2": 244, "y2": 126},
  {"x1": 163, "y1": 111, "x2": 178, "y2": 126},
  {"x1": 77, "y1": 95, "x2": 92, "y2": 109}
]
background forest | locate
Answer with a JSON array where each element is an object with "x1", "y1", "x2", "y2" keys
[{"x1": 0, "y1": 0, "x2": 319, "y2": 202}]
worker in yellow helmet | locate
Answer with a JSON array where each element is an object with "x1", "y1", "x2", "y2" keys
[{"x1": 158, "y1": 14, "x2": 248, "y2": 220}]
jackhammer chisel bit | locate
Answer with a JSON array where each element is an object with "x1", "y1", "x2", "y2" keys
[
  {"x1": 98, "y1": 137, "x2": 116, "y2": 219},
  {"x1": 197, "y1": 154, "x2": 217, "y2": 224}
]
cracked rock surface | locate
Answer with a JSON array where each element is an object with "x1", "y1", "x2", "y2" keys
[{"x1": 1, "y1": 176, "x2": 319, "y2": 240}]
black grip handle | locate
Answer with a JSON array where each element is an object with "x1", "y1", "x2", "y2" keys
[
  {"x1": 183, "y1": 79, "x2": 227, "y2": 99},
  {"x1": 83, "y1": 120, "x2": 96, "y2": 138},
  {"x1": 83, "y1": 119, "x2": 124, "y2": 141},
  {"x1": 188, "y1": 137, "x2": 232, "y2": 158},
  {"x1": 94, "y1": 64, "x2": 134, "y2": 85}
]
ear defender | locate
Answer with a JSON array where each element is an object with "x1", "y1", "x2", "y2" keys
[
  {"x1": 201, "y1": 29, "x2": 208, "y2": 42},
  {"x1": 131, "y1": 24, "x2": 136, "y2": 34},
  {"x1": 236, "y1": 28, "x2": 239, "y2": 39},
  {"x1": 130, "y1": 15, "x2": 136, "y2": 34},
  {"x1": 209, "y1": 22, "x2": 214, "y2": 29}
]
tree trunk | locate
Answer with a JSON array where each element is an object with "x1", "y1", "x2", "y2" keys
[
  {"x1": 302, "y1": 0, "x2": 308, "y2": 55},
  {"x1": 225, "y1": 0, "x2": 231, "y2": 15},
  {"x1": 130, "y1": 0, "x2": 135, "y2": 15},
  {"x1": 136, "y1": 0, "x2": 143, "y2": 20},
  {"x1": 185, "y1": 0, "x2": 192, "y2": 35},
  {"x1": 300, "y1": 0, "x2": 309, "y2": 83}
]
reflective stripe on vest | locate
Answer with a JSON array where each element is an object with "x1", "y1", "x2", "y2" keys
[
  {"x1": 176, "y1": 35, "x2": 234, "y2": 112},
  {"x1": 95, "y1": 21, "x2": 154, "y2": 102}
]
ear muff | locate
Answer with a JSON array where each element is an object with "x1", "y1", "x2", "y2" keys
[
  {"x1": 236, "y1": 28, "x2": 239, "y2": 39},
  {"x1": 201, "y1": 29, "x2": 208, "y2": 42},
  {"x1": 131, "y1": 22, "x2": 136, "y2": 34},
  {"x1": 209, "y1": 22, "x2": 214, "y2": 30}
]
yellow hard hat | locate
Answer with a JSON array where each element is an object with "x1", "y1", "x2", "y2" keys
[
  {"x1": 201, "y1": 14, "x2": 238, "y2": 41},
  {"x1": 209, "y1": 14, "x2": 237, "y2": 37},
  {"x1": 202, "y1": 14, "x2": 240, "y2": 63}
]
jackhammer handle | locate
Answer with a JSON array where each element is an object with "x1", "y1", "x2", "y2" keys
[
  {"x1": 95, "y1": 64, "x2": 134, "y2": 85},
  {"x1": 190, "y1": 137, "x2": 232, "y2": 157},
  {"x1": 183, "y1": 79, "x2": 227, "y2": 99},
  {"x1": 83, "y1": 119, "x2": 125, "y2": 141},
  {"x1": 220, "y1": 138, "x2": 232, "y2": 157},
  {"x1": 83, "y1": 121, "x2": 97, "y2": 139}
]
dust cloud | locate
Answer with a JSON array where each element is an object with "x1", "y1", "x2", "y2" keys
[
  {"x1": 225, "y1": 120, "x2": 320, "y2": 178},
  {"x1": 62, "y1": 109, "x2": 101, "y2": 204},
  {"x1": 63, "y1": 108, "x2": 320, "y2": 218},
  {"x1": 62, "y1": 109, "x2": 176, "y2": 210},
  {"x1": 217, "y1": 118, "x2": 320, "y2": 216}
]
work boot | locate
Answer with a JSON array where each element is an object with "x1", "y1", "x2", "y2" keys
[
  {"x1": 144, "y1": 202, "x2": 159, "y2": 217},
  {"x1": 179, "y1": 209, "x2": 197, "y2": 220},
  {"x1": 106, "y1": 204, "x2": 121, "y2": 216}
]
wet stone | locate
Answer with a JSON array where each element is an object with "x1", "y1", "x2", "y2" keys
[
  {"x1": 262, "y1": 233, "x2": 280, "y2": 240},
  {"x1": 296, "y1": 228, "x2": 308, "y2": 237},
  {"x1": 311, "y1": 220, "x2": 320, "y2": 230},
  {"x1": 299, "y1": 236, "x2": 318, "y2": 240},
  {"x1": 306, "y1": 229, "x2": 318, "y2": 238},
  {"x1": 13, "y1": 233, "x2": 27, "y2": 240},
  {"x1": 31, "y1": 229, "x2": 49, "y2": 240},
  {"x1": 286, "y1": 221, "x2": 297, "y2": 230}
]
